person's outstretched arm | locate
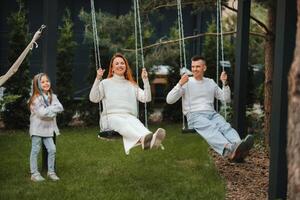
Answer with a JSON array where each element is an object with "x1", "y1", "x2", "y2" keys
[{"x1": 166, "y1": 74, "x2": 188, "y2": 104}]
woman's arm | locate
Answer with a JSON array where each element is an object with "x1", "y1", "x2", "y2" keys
[
  {"x1": 89, "y1": 68, "x2": 105, "y2": 103},
  {"x1": 137, "y1": 78, "x2": 151, "y2": 103},
  {"x1": 89, "y1": 79, "x2": 105, "y2": 103}
]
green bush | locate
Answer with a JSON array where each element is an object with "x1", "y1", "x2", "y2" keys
[{"x1": 56, "y1": 8, "x2": 77, "y2": 127}]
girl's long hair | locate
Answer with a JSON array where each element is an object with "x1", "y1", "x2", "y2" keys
[
  {"x1": 107, "y1": 53, "x2": 136, "y2": 85},
  {"x1": 28, "y1": 73, "x2": 53, "y2": 109}
]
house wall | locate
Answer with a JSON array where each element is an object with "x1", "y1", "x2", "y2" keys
[{"x1": 0, "y1": 0, "x2": 212, "y2": 97}]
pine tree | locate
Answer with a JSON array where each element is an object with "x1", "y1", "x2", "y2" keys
[
  {"x1": 56, "y1": 8, "x2": 77, "y2": 126},
  {"x1": 3, "y1": 0, "x2": 31, "y2": 129}
]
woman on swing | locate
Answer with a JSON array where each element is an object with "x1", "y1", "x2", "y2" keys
[{"x1": 89, "y1": 53, "x2": 166, "y2": 155}]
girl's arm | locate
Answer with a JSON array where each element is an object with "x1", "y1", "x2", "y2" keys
[
  {"x1": 136, "y1": 78, "x2": 151, "y2": 103},
  {"x1": 31, "y1": 97, "x2": 58, "y2": 119},
  {"x1": 48, "y1": 94, "x2": 64, "y2": 113}
]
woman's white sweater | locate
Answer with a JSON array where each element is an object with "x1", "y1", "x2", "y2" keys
[{"x1": 89, "y1": 74, "x2": 151, "y2": 117}]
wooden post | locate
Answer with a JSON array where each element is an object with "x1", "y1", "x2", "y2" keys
[
  {"x1": 233, "y1": 0, "x2": 251, "y2": 138},
  {"x1": 268, "y1": 0, "x2": 296, "y2": 199}
]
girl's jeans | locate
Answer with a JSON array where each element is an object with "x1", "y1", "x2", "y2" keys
[{"x1": 30, "y1": 136, "x2": 56, "y2": 174}]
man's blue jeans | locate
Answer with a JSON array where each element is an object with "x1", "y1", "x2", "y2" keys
[{"x1": 186, "y1": 111, "x2": 241, "y2": 155}]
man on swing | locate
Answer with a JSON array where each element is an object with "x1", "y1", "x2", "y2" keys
[{"x1": 166, "y1": 55, "x2": 253, "y2": 162}]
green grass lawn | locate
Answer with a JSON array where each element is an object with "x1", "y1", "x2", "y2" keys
[{"x1": 0, "y1": 124, "x2": 225, "y2": 200}]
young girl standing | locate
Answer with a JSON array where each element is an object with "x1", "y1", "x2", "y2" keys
[{"x1": 28, "y1": 73, "x2": 63, "y2": 182}]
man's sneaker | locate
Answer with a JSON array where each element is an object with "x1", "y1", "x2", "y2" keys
[
  {"x1": 142, "y1": 133, "x2": 153, "y2": 150},
  {"x1": 229, "y1": 135, "x2": 254, "y2": 162},
  {"x1": 150, "y1": 128, "x2": 166, "y2": 149},
  {"x1": 31, "y1": 173, "x2": 45, "y2": 182},
  {"x1": 239, "y1": 134, "x2": 254, "y2": 159},
  {"x1": 47, "y1": 172, "x2": 60, "y2": 181},
  {"x1": 223, "y1": 143, "x2": 237, "y2": 157}
]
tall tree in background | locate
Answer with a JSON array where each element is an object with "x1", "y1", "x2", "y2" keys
[
  {"x1": 261, "y1": 0, "x2": 276, "y2": 146},
  {"x1": 56, "y1": 8, "x2": 77, "y2": 126},
  {"x1": 3, "y1": 0, "x2": 31, "y2": 129},
  {"x1": 287, "y1": 0, "x2": 300, "y2": 198}
]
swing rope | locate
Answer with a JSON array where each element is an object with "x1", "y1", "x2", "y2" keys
[
  {"x1": 90, "y1": 0, "x2": 101, "y2": 70},
  {"x1": 176, "y1": 0, "x2": 192, "y2": 130},
  {"x1": 216, "y1": 0, "x2": 227, "y2": 119},
  {"x1": 134, "y1": 0, "x2": 148, "y2": 128},
  {"x1": 90, "y1": 0, "x2": 106, "y2": 133}
]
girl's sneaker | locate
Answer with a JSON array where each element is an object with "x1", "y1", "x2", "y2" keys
[
  {"x1": 47, "y1": 172, "x2": 60, "y2": 181},
  {"x1": 31, "y1": 173, "x2": 45, "y2": 182}
]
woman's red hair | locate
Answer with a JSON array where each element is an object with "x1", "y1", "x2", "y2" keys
[{"x1": 107, "y1": 53, "x2": 136, "y2": 85}]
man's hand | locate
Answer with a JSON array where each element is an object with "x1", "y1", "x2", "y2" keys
[
  {"x1": 220, "y1": 71, "x2": 228, "y2": 85},
  {"x1": 179, "y1": 74, "x2": 189, "y2": 86}
]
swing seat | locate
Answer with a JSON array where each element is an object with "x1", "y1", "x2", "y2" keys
[
  {"x1": 181, "y1": 128, "x2": 196, "y2": 134},
  {"x1": 98, "y1": 130, "x2": 121, "y2": 139}
]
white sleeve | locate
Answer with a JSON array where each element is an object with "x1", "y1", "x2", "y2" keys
[
  {"x1": 89, "y1": 79, "x2": 104, "y2": 103},
  {"x1": 48, "y1": 94, "x2": 64, "y2": 114},
  {"x1": 215, "y1": 83, "x2": 231, "y2": 103},
  {"x1": 166, "y1": 83, "x2": 184, "y2": 104},
  {"x1": 31, "y1": 97, "x2": 58, "y2": 119},
  {"x1": 137, "y1": 79, "x2": 151, "y2": 103}
]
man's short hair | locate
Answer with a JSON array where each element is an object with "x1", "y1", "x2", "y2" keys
[{"x1": 191, "y1": 55, "x2": 206, "y2": 64}]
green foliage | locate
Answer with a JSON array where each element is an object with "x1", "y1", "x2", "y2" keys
[
  {"x1": 0, "y1": 124, "x2": 225, "y2": 199},
  {"x1": 0, "y1": 95, "x2": 21, "y2": 119},
  {"x1": 223, "y1": 1, "x2": 266, "y2": 107},
  {"x1": 202, "y1": 20, "x2": 235, "y2": 83},
  {"x1": 3, "y1": 0, "x2": 31, "y2": 129},
  {"x1": 56, "y1": 8, "x2": 77, "y2": 127}
]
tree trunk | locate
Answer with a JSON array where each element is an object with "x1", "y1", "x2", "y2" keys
[
  {"x1": 263, "y1": 6, "x2": 276, "y2": 146},
  {"x1": 287, "y1": 1, "x2": 300, "y2": 198}
]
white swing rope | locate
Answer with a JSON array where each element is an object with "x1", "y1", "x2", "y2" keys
[
  {"x1": 90, "y1": 0, "x2": 101, "y2": 69},
  {"x1": 134, "y1": 0, "x2": 139, "y2": 117},
  {"x1": 90, "y1": 0, "x2": 106, "y2": 132},
  {"x1": 134, "y1": 0, "x2": 148, "y2": 128},
  {"x1": 176, "y1": 0, "x2": 191, "y2": 130},
  {"x1": 216, "y1": 0, "x2": 227, "y2": 119}
]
